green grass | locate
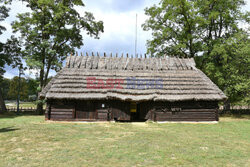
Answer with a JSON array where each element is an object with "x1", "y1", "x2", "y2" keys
[{"x1": 0, "y1": 114, "x2": 249, "y2": 167}]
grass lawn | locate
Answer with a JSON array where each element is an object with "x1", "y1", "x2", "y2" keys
[{"x1": 0, "y1": 114, "x2": 249, "y2": 167}]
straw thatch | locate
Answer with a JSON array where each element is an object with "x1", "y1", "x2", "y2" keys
[{"x1": 40, "y1": 53, "x2": 226, "y2": 102}]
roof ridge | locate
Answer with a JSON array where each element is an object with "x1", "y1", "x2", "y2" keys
[{"x1": 65, "y1": 53, "x2": 196, "y2": 71}]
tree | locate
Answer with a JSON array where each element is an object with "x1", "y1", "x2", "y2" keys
[
  {"x1": 143, "y1": 0, "x2": 201, "y2": 57},
  {"x1": 12, "y1": 0, "x2": 104, "y2": 113},
  {"x1": 0, "y1": 0, "x2": 11, "y2": 113},
  {"x1": 142, "y1": 0, "x2": 248, "y2": 57},
  {"x1": 0, "y1": 89, "x2": 6, "y2": 112},
  {"x1": 2, "y1": 35, "x2": 24, "y2": 113},
  {"x1": 26, "y1": 77, "x2": 39, "y2": 97},
  {"x1": 0, "y1": 77, "x2": 39, "y2": 101},
  {"x1": 196, "y1": 31, "x2": 250, "y2": 105},
  {"x1": 8, "y1": 76, "x2": 28, "y2": 101},
  {"x1": 0, "y1": 78, "x2": 10, "y2": 99},
  {"x1": 0, "y1": 0, "x2": 15, "y2": 78},
  {"x1": 143, "y1": 0, "x2": 249, "y2": 104}
]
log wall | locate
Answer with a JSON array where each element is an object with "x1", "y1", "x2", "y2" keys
[
  {"x1": 148, "y1": 101, "x2": 218, "y2": 121},
  {"x1": 154, "y1": 110, "x2": 217, "y2": 122},
  {"x1": 45, "y1": 100, "x2": 219, "y2": 122},
  {"x1": 46, "y1": 100, "x2": 74, "y2": 121}
]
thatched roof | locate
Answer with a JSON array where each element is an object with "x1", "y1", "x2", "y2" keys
[{"x1": 40, "y1": 53, "x2": 226, "y2": 102}]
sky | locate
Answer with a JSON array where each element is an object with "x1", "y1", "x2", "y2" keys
[
  {"x1": 1, "y1": 0, "x2": 159, "y2": 79},
  {"x1": 1, "y1": 0, "x2": 250, "y2": 79}
]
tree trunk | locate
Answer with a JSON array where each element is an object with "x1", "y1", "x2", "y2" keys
[
  {"x1": 0, "y1": 88, "x2": 7, "y2": 113},
  {"x1": 37, "y1": 101, "x2": 44, "y2": 115},
  {"x1": 17, "y1": 69, "x2": 22, "y2": 115},
  {"x1": 36, "y1": 8, "x2": 47, "y2": 116},
  {"x1": 223, "y1": 99, "x2": 231, "y2": 111},
  {"x1": 37, "y1": 61, "x2": 45, "y2": 115}
]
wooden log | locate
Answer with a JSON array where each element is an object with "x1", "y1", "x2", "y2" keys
[
  {"x1": 51, "y1": 112, "x2": 73, "y2": 115},
  {"x1": 50, "y1": 114, "x2": 72, "y2": 119},
  {"x1": 155, "y1": 113, "x2": 216, "y2": 117},
  {"x1": 156, "y1": 118, "x2": 216, "y2": 121},
  {"x1": 98, "y1": 112, "x2": 108, "y2": 119},
  {"x1": 49, "y1": 118, "x2": 97, "y2": 121},
  {"x1": 155, "y1": 113, "x2": 215, "y2": 117},
  {"x1": 51, "y1": 105, "x2": 74, "y2": 109},
  {"x1": 179, "y1": 109, "x2": 216, "y2": 112},
  {"x1": 51, "y1": 108, "x2": 74, "y2": 112},
  {"x1": 155, "y1": 111, "x2": 216, "y2": 115}
]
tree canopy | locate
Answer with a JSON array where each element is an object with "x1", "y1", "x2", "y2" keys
[
  {"x1": 196, "y1": 31, "x2": 250, "y2": 104},
  {"x1": 143, "y1": 0, "x2": 249, "y2": 57},
  {"x1": 12, "y1": 0, "x2": 104, "y2": 112},
  {"x1": 0, "y1": 0, "x2": 12, "y2": 112},
  {"x1": 0, "y1": 0, "x2": 10, "y2": 78},
  {"x1": 143, "y1": 0, "x2": 250, "y2": 104},
  {"x1": 8, "y1": 76, "x2": 29, "y2": 100},
  {"x1": 0, "y1": 77, "x2": 39, "y2": 101},
  {"x1": 12, "y1": 0, "x2": 103, "y2": 87}
]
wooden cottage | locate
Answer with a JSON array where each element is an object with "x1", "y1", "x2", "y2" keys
[{"x1": 40, "y1": 53, "x2": 226, "y2": 122}]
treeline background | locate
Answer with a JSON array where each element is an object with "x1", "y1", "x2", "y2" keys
[{"x1": 0, "y1": 77, "x2": 51, "y2": 101}]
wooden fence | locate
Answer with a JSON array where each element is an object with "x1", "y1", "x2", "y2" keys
[
  {"x1": 7, "y1": 107, "x2": 39, "y2": 113},
  {"x1": 219, "y1": 105, "x2": 250, "y2": 115},
  {"x1": 219, "y1": 105, "x2": 250, "y2": 110}
]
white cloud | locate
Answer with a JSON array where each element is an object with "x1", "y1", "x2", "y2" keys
[
  {"x1": 76, "y1": 0, "x2": 155, "y2": 55},
  {"x1": 1, "y1": 0, "x2": 157, "y2": 78}
]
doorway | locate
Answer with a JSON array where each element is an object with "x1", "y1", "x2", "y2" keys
[{"x1": 130, "y1": 102, "x2": 146, "y2": 122}]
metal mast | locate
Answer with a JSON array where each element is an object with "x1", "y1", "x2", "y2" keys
[{"x1": 135, "y1": 13, "x2": 137, "y2": 57}]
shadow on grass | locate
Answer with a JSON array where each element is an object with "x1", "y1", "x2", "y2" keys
[{"x1": 0, "y1": 127, "x2": 20, "y2": 133}]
